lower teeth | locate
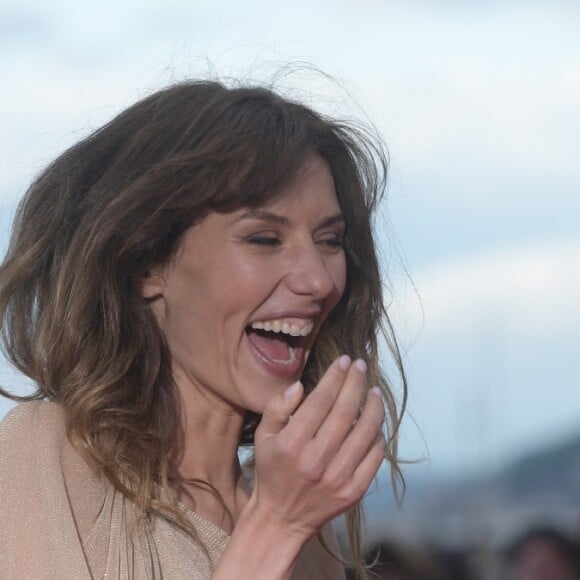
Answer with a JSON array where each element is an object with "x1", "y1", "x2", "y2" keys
[{"x1": 272, "y1": 345, "x2": 296, "y2": 365}]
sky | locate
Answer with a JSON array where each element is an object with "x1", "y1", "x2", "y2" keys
[{"x1": 1, "y1": 0, "x2": 579, "y2": 479}]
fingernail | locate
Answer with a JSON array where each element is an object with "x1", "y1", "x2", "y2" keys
[
  {"x1": 285, "y1": 381, "x2": 301, "y2": 399},
  {"x1": 355, "y1": 358, "x2": 367, "y2": 373},
  {"x1": 338, "y1": 354, "x2": 351, "y2": 371},
  {"x1": 370, "y1": 386, "x2": 383, "y2": 399}
]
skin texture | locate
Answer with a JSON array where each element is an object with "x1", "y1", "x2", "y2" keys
[
  {"x1": 144, "y1": 155, "x2": 346, "y2": 415},
  {"x1": 215, "y1": 359, "x2": 386, "y2": 579},
  {"x1": 142, "y1": 155, "x2": 386, "y2": 578}
]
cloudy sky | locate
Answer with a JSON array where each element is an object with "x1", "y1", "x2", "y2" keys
[{"x1": 1, "y1": 0, "x2": 579, "y2": 479}]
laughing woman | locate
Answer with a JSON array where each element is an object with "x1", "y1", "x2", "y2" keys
[{"x1": 0, "y1": 80, "x2": 406, "y2": 579}]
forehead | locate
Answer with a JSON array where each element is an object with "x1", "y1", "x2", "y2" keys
[
  {"x1": 259, "y1": 155, "x2": 339, "y2": 211},
  {"x1": 176, "y1": 155, "x2": 342, "y2": 250}
]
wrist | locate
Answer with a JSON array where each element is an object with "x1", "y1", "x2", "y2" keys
[
  {"x1": 213, "y1": 497, "x2": 307, "y2": 580},
  {"x1": 239, "y1": 493, "x2": 310, "y2": 546}
]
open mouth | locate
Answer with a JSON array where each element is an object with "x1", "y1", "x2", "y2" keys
[{"x1": 244, "y1": 318, "x2": 313, "y2": 377}]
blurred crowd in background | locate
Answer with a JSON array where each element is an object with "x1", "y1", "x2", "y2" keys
[{"x1": 345, "y1": 525, "x2": 580, "y2": 580}]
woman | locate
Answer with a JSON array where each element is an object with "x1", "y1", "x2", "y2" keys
[{"x1": 0, "y1": 80, "x2": 406, "y2": 579}]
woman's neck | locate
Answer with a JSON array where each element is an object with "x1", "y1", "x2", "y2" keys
[{"x1": 169, "y1": 375, "x2": 251, "y2": 532}]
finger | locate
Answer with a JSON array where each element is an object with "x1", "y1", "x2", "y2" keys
[
  {"x1": 326, "y1": 387, "x2": 385, "y2": 478},
  {"x1": 287, "y1": 354, "x2": 351, "y2": 442},
  {"x1": 311, "y1": 358, "x2": 367, "y2": 458},
  {"x1": 255, "y1": 381, "x2": 304, "y2": 444},
  {"x1": 344, "y1": 432, "x2": 386, "y2": 503}
]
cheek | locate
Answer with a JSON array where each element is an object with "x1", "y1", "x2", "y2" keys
[
  {"x1": 332, "y1": 255, "x2": 348, "y2": 302},
  {"x1": 204, "y1": 259, "x2": 272, "y2": 328},
  {"x1": 318, "y1": 255, "x2": 347, "y2": 320}
]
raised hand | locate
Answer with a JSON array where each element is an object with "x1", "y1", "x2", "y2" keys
[{"x1": 247, "y1": 355, "x2": 386, "y2": 542}]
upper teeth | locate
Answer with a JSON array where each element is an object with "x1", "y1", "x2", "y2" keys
[{"x1": 250, "y1": 318, "x2": 313, "y2": 337}]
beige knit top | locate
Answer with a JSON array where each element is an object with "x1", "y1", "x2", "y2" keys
[{"x1": 0, "y1": 401, "x2": 346, "y2": 579}]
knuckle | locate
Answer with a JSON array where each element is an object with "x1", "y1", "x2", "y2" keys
[
  {"x1": 322, "y1": 471, "x2": 344, "y2": 493},
  {"x1": 337, "y1": 486, "x2": 361, "y2": 507},
  {"x1": 262, "y1": 401, "x2": 283, "y2": 421},
  {"x1": 298, "y1": 455, "x2": 325, "y2": 482},
  {"x1": 356, "y1": 421, "x2": 380, "y2": 442},
  {"x1": 277, "y1": 436, "x2": 300, "y2": 459},
  {"x1": 307, "y1": 391, "x2": 335, "y2": 411},
  {"x1": 344, "y1": 481, "x2": 367, "y2": 503},
  {"x1": 334, "y1": 402, "x2": 358, "y2": 424}
]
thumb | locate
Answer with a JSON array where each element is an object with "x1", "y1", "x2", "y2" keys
[{"x1": 255, "y1": 381, "x2": 303, "y2": 444}]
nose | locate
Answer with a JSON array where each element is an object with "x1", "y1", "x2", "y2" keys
[{"x1": 285, "y1": 242, "x2": 340, "y2": 300}]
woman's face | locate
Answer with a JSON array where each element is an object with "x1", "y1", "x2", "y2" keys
[{"x1": 145, "y1": 155, "x2": 347, "y2": 414}]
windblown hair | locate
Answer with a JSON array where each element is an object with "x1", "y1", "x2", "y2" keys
[{"x1": 0, "y1": 80, "x2": 406, "y2": 579}]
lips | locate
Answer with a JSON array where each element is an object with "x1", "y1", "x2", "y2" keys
[{"x1": 245, "y1": 315, "x2": 315, "y2": 379}]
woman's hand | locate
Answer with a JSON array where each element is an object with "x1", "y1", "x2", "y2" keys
[
  {"x1": 212, "y1": 356, "x2": 385, "y2": 579},
  {"x1": 246, "y1": 355, "x2": 386, "y2": 542}
]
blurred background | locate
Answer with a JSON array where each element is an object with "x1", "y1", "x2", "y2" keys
[{"x1": 1, "y1": 1, "x2": 579, "y2": 578}]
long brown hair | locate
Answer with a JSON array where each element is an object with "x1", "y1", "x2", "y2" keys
[{"x1": 0, "y1": 80, "x2": 406, "y2": 578}]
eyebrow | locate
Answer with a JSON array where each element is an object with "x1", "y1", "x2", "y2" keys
[{"x1": 238, "y1": 209, "x2": 345, "y2": 229}]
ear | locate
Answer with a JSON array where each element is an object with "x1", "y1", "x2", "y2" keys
[{"x1": 140, "y1": 267, "x2": 165, "y2": 301}]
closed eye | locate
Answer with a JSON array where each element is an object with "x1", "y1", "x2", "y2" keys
[
  {"x1": 317, "y1": 233, "x2": 345, "y2": 251},
  {"x1": 321, "y1": 237, "x2": 344, "y2": 248},
  {"x1": 246, "y1": 235, "x2": 281, "y2": 247}
]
